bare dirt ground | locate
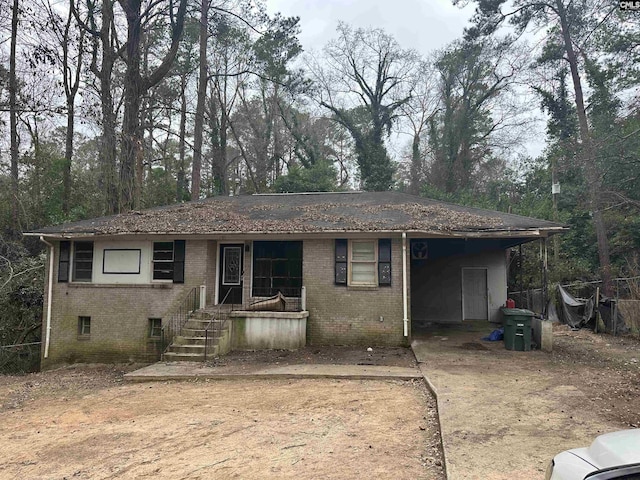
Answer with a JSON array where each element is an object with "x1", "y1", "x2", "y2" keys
[
  {"x1": 550, "y1": 324, "x2": 640, "y2": 428},
  {"x1": 204, "y1": 345, "x2": 418, "y2": 373},
  {"x1": 413, "y1": 322, "x2": 640, "y2": 480},
  {"x1": 0, "y1": 347, "x2": 444, "y2": 480}
]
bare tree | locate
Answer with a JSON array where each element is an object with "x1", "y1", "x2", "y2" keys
[
  {"x1": 190, "y1": 0, "x2": 209, "y2": 200},
  {"x1": 309, "y1": 23, "x2": 419, "y2": 190},
  {"x1": 41, "y1": 0, "x2": 85, "y2": 215},
  {"x1": 77, "y1": 0, "x2": 119, "y2": 214},
  {"x1": 399, "y1": 60, "x2": 440, "y2": 195},
  {"x1": 118, "y1": 0, "x2": 188, "y2": 211}
]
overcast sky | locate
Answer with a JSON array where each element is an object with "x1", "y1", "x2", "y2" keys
[{"x1": 266, "y1": 0, "x2": 476, "y2": 55}]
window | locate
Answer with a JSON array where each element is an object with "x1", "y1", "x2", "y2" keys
[
  {"x1": 335, "y1": 239, "x2": 392, "y2": 287},
  {"x1": 78, "y1": 316, "x2": 91, "y2": 336},
  {"x1": 350, "y1": 241, "x2": 377, "y2": 286},
  {"x1": 73, "y1": 242, "x2": 94, "y2": 282},
  {"x1": 252, "y1": 241, "x2": 302, "y2": 297},
  {"x1": 149, "y1": 318, "x2": 162, "y2": 338},
  {"x1": 152, "y1": 240, "x2": 185, "y2": 283},
  {"x1": 153, "y1": 242, "x2": 174, "y2": 280}
]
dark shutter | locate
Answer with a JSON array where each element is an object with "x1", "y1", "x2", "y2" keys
[
  {"x1": 378, "y1": 239, "x2": 391, "y2": 286},
  {"x1": 335, "y1": 239, "x2": 347, "y2": 285},
  {"x1": 58, "y1": 241, "x2": 70, "y2": 282},
  {"x1": 173, "y1": 240, "x2": 185, "y2": 283}
]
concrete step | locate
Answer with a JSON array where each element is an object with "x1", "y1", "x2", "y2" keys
[
  {"x1": 174, "y1": 336, "x2": 207, "y2": 346},
  {"x1": 183, "y1": 320, "x2": 225, "y2": 330},
  {"x1": 163, "y1": 352, "x2": 206, "y2": 362},
  {"x1": 167, "y1": 344, "x2": 206, "y2": 354},
  {"x1": 180, "y1": 328, "x2": 206, "y2": 336},
  {"x1": 181, "y1": 326, "x2": 228, "y2": 337}
]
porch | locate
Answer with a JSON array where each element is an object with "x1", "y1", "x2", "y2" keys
[{"x1": 161, "y1": 285, "x2": 309, "y2": 362}]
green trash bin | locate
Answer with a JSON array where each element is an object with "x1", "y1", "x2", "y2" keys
[{"x1": 501, "y1": 308, "x2": 534, "y2": 351}]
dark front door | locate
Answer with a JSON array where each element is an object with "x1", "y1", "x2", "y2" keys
[{"x1": 219, "y1": 244, "x2": 243, "y2": 305}]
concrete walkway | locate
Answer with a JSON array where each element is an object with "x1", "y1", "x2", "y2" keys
[{"x1": 124, "y1": 362, "x2": 422, "y2": 382}]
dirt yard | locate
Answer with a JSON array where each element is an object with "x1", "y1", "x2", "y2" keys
[
  {"x1": 0, "y1": 348, "x2": 444, "y2": 480},
  {"x1": 2, "y1": 331, "x2": 639, "y2": 480},
  {"x1": 551, "y1": 324, "x2": 640, "y2": 429},
  {"x1": 414, "y1": 322, "x2": 640, "y2": 479}
]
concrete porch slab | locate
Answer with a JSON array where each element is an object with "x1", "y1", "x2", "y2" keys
[{"x1": 124, "y1": 362, "x2": 422, "y2": 382}]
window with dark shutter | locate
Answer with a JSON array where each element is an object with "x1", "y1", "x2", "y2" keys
[
  {"x1": 335, "y1": 239, "x2": 347, "y2": 285},
  {"x1": 153, "y1": 242, "x2": 174, "y2": 280},
  {"x1": 378, "y1": 239, "x2": 391, "y2": 286},
  {"x1": 58, "y1": 241, "x2": 70, "y2": 282},
  {"x1": 153, "y1": 240, "x2": 185, "y2": 283},
  {"x1": 73, "y1": 242, "x2": 94, "y2": 282}
]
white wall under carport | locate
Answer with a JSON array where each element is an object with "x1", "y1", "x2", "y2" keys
[{"x1": 410, "y1": 249, "x2": 507, "y2": 324}]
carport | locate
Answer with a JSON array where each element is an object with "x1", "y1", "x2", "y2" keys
[{"x1": 409, "y1": 235, "x2": 557, "y2": 336}]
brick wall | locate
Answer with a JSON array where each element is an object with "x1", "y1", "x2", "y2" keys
[
  {"x1": 41, "y1": 239, "x2": 213, "y2": 368},
  {"x1": 41, "y1": 235, "x2": 410, "y2": 367},
  {"x1": 303, "y1": 237, "x2": 408, "y2": 347}
]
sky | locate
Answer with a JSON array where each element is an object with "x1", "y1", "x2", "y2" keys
[
  {"x1": 266, "y1": 0, "x2": 476, "y2": 56},
  {"x1": 265, "y1": 0, "x2": 547, "y2": 160}
]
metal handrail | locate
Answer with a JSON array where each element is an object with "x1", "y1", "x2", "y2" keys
[
  {"x1": 204, "y1": 287, "x2": 235, "y2": 360},
  {"x1": 161, "y1": 286, "x2": 200, "y2": 356}
]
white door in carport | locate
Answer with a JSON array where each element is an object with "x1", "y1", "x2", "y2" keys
[{"x1": 462, "y1": 267, "x2": 488, "y2": 321}]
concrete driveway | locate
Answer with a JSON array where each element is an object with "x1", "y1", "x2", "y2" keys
[{"x1": 412, "y1": 322, "x2": 621, "y2": 480}]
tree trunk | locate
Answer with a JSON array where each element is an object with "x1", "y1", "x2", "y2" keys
[
  {"x1": 410, "y1": 133, "x2": 421, "y2": 195},
  {"x1": 177, "y1": 75, "x2": 187, "y2": 202},
  {"x1": 191, "y1": 0, "x2": 209, "y2": 200},
  {"x1": 9, "y1": 0, "x2": 19, "y2": 235},
  {"x1": 556, "y1": 0, "x2": 612, "y2": 295},
  {"x1": 119, "y1": 0, "x2": 143, "y2": 211},
  {"x1": 61, "y1": 2, "x2": 83, "y2": 216},
  {"x1": 118, "y1": 0, "x2": 188, "y2": 210},
  {"x1": 93, "y1": 0, "x2": 119, "y2": 215}
]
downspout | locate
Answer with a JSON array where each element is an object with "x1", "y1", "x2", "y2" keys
[
  {"x1": 39, "y1": 236, "x2": 54, "y2": 358},
  {"x1": 402, "y1": 232, "x2": 409, "y2": 337}
]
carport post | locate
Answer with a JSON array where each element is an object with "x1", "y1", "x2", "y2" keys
[
  {"x1": 402, "y1": 232, "x2": 408, "y2": 337},
  {"x1": 540, "y1": 238, "x2": 548, "y2": 319}
]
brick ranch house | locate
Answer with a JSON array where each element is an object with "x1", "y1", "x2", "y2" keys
[{"x1": 26, "y1": 191, "x2": 565, "y2": 368}]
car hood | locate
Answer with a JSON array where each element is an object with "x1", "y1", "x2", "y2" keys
[{"x1": 570, "y1": 429, "x2": 640, "y2": 470}]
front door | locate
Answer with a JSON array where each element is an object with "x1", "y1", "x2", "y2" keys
[
  {"x1": 462, "y1": 268, "x2": 488, "y2": 321},
  {"x1": 219, "y1": 244, "x2": 243, "y2": 305}
]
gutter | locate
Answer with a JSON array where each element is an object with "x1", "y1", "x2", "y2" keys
[
  {"x1": 402, "y1": 232, "x2": 409, "y2": 337},
  {"x1": 39, "y1": 236, "x2": 54, "y2": 359}
]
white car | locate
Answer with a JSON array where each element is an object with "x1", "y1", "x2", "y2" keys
[{"x1": 546, "y1": 429, "x2": 640, "y2": 480}]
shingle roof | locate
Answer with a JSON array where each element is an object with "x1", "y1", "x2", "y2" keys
[{"x1": 28, "y1": 191, "x2": 566, "y2": 237}]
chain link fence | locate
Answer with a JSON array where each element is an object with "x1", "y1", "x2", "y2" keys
[
  {"x1": 0, "y1": 342, "x2": 41, "y2": 374},
  {"x1": 510, "y1": 277, "x2": 640, "y2": 338}
]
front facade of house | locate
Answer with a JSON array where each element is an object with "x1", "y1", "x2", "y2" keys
[{"x1": 29, "y1": 192, "x2": 565, "y2": 368}]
